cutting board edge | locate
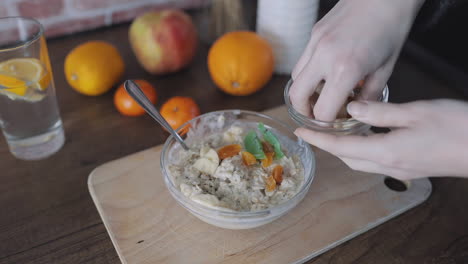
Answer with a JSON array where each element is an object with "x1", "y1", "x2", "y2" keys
[
  {"x1": 294, "y1": 177, "x2": 432, "y2": 264},
  {"x1": 88, "y1": 175, "x2": 128, "y2": 264}
]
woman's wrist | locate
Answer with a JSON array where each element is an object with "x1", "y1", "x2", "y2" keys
[{"x1": 387, "y1": 0, "x2": 427, "y2": 41}]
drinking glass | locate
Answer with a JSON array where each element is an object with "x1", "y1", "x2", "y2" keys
[{"x1": 0, "y1": 17, "x2": 64, "y2": 160}]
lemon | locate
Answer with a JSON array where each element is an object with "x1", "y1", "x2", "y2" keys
[
  {"x1": 0, "y1": 75, "x2": 27, "y2": 96},
  {"x1": 64, "y1": 41, "x2": 125, "y2": 96},
  {"x1": 0, "y1": 58, "x2": 51, "y2": 98}
]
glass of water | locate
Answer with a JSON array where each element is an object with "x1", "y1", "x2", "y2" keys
[{"x1": 0, "y1": 17, "x2": 64, "y2": 160}]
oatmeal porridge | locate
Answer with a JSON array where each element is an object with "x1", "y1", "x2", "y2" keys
[{"x1": 168, "y1": 122, "x2": 304, "y2": 211}]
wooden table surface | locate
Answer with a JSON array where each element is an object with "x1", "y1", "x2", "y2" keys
[{"x1": 1, "y1": 22, "x2": 468, "y2": 264}]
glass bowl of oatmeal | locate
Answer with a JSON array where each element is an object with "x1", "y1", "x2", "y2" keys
[
  {"x1": 161, "y1": 110, "x2": 315, "y2": 229},
  {"x1": 284, "y1": 79, "x2": 389, "y2": 135}
]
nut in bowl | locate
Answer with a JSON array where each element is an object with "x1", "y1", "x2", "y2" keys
[
  {"x1": 161, "y1": 110, "x2": 315, "y2": 229},
  {"x1": 284, "y1": 79, "x2": 389, "y2": 135}
]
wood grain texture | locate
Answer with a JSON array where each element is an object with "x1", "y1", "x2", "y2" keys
[
  {"x1": 88, "y1": 105, "x2": 431, "y2": 264},
  {"x1": 1, "y1": 10, "x2": 468, "y2": 264}
]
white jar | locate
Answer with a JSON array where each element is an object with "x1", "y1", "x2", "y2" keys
[{"x1": 256, "y1": 0, "x2": 319, "y2": 74}]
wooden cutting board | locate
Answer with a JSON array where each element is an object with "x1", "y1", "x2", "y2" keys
[{"x1": 88, "y1": 105, "x2": 432, "y2": 264}]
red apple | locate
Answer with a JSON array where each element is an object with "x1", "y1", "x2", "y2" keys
[{"x1": 129, "y1": 9, "x2": 198, "y2": 75}]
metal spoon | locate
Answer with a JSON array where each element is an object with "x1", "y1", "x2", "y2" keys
[{"x1": 124, "y1": 80, "x2": 190, "y2": 151}]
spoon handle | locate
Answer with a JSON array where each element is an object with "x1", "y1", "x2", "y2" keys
[{"x1": 124, "y1": 80, "x2": 190, "y2": 151}]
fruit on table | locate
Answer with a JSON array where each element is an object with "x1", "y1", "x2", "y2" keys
[
  {"x1": 160, "y1": 96, "x2": 200, "y2": 131},
  {"x1": 129, "y1": 9, "x2": 198, "y2": 75},
  {"x1": 114, "y1": 80, "x2": 157, "y2": 116},
  {"x1": 64, "y1": 41, "x2": 124, "y2": 96},
  {"x1": 0, "y1": 58, "x2": 50, "y2": 98},
  {"x1": 208, "y1": 31, "x2": 274, "y2": 96}
]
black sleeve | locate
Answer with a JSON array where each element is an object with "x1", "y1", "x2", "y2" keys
[
  {"x1": 414, "y1": 0, "x2": 466, "y2": 31},
  {"x1": 319, "y1": 0, "x2": 465, "y2": 32}
]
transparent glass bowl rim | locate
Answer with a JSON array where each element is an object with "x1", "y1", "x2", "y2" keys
[
  {"x1": 284, "y1": 79, "x2": 389, "y2": 127},
  {"x1": 160, "y1": 109, "x2": 316, "y2": 218},
  {"x1": 0, "y1": 16, "x2": 44, "y2": 53}
]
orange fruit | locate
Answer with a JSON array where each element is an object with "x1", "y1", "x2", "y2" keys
[
  {"x1": 208, "y1": 31, "x2": 274, "y2": 96},
  {"x1": 160, "y1": 96, "x2": 200, "y2": 131},
  {"x1": 114, "y1": 80, "x2": 157, "y2": 116},
  {"x1": 65, "y1": 41, "x2": 124, "y2": 96}
]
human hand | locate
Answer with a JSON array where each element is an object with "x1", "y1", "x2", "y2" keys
[
  {"x1": 289, "y1": 0, "x2": 425, "y2": 121},
  {"x1": 294, "y1": 99, "x2": 468, "y2": 180}
]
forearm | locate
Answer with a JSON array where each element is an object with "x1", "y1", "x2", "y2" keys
[
  {"x1": 377, "y1": 0, "x2": 427, "y2": 54},
  {"x1": 390, "y1": 0, "x2": 427, "y2": 26}
]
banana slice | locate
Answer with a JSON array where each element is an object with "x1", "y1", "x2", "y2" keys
[
  {"x1": 180, "y1": 183, "x2": 201, "y2": 197},
  {"x1": 194, "y1": 158, "x2": 218, "y2": 175},
  {"x1": 191, "y1": 193, "x2": 220, "y2": 207},
  {"x1": 201, "y1": 147, "x2": 220, "y2": 164},
  {"x1": 222, "y1": 126, "x2": 243, "y2": 143},
  {"x1": 194, "y1": 147, "x2": 220, "y2": 175}
]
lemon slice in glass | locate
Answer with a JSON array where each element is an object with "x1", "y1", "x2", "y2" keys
[
  {"x1": 0, "y1": 58, "x2": 51, "y2": 100},
  {"x1": 0, "y1": 74, "x2": 28, "y2": 96}
]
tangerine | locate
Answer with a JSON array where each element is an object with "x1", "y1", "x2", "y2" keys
[
  {"x1": 114, "y1": 80, "x2": 157, "y2": 116},
  {"x1": 160, "y1": 96, "x2": 200, "y2": 131}
]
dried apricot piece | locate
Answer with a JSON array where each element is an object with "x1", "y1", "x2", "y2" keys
[
  {"x1": 261, "y1": 141, "x2": 274, "y2": 154},
  {"x1": 261, "y1": 152, "x2": 274, "y2": 168},
  {"x1": 265, "y1": 175, "x2": 276, "y2": 192},
  {"x1": 272, "y1": 165, "x2": 283, "y2": 184},
  {"x1": 241, "y1": 151, "x2": 257, "y2": 166},
  {"x1": 217, "y1": 144, "x2": 242, "y2": 159}
]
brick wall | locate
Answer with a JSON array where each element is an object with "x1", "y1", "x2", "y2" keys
[{"x1": 0, "y1": 0, "x2": 205, "y2": 37}]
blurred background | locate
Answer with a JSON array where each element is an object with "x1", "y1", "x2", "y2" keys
[
  {"x1": 0, "y1": 0, "x2": 205, "y2": 37},
  {"x1": 1, "y1": 0, "x2": 466, "y2": 95}
]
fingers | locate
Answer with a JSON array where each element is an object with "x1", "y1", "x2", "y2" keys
[
  {"x1": 359, "y1": 52, "x2": 397, "y2": 101},
  {"x1": 292, "y1": 38, "x2": 315, "y2": 81},
  {"x1": 290, "y1": 21, "x2": 328, "y2": 117},
  {"x1": 313, "y1": 69, "x2": 361, "y2": 121},
  {"x1": 359, "y1": 67, "x2": 390, "y2": 101},
  {"x1": 292, "y1": 24, "x2": 323, "y2": 80},
  {"x1": 294, "y1": 128, "x2": 387, "y2": 160},
  {"x1": 289, "y1": 60, "x2": 323, "y2": 117},
  {"x1": 347, "y1": 101, "x2": 416, "y2": 128},
  {"x1": 295, "y1": 128, "x2": 423, "y2": 180}
]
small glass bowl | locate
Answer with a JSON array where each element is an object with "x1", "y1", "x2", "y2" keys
[
  {"x1": 284, "y1": 79, "x2": 389, "y2": 135},
  {"x1": 161, "y1": 110, "x2": 316, "y2": 229}
]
